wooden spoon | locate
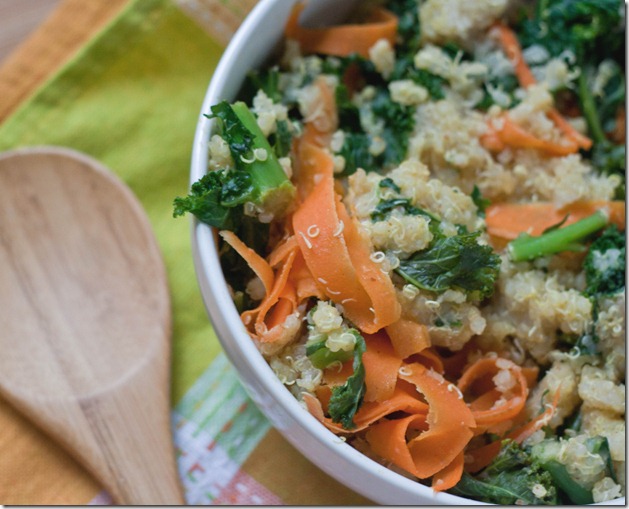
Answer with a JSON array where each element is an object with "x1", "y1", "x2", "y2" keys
[{"x1": 0, "y1": 147, "x2": 184, "y2": 505}]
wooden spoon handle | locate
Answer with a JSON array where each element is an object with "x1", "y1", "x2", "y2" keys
[
  {"x1": 7, "y1": 354, "x2": 184, "y2": 505},
  {"x1": 78, "y1": 366, "x2": 184, "y2": 505}
]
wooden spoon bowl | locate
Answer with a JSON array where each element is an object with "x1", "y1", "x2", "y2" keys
[{"x1": 0, "y1": 147, "x2": 184, "y2": 504}]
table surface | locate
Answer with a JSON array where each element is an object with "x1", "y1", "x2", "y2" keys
[{"x1": 0, "y1": 0, "x2": 62, "y2": 64}]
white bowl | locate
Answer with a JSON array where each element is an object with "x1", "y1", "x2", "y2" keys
[{"x1": 189, "y1": 1, "x2": 624, "y2": 505}]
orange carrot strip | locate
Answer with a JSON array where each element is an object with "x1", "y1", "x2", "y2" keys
[
  {"x1": 268, "y1": 235, "x2": 299, "y2": 267},
  {"x1": 398, "y1": 363, "x2": 475, "y2": 478},
  {"x1": 547, "y1": 109, "x2": 593, "y2": 150},
  {"x1": 492, "y1": 114, "x2": 579, "y2": 156},
  {"x1": 464, "y1": 440, "x2": 502, "y2": 474},
  {"x1": 254, "y1": 250, "x2": 298, "y2": 343},
  {"x1": 285, "y1": 3, "x2": 398, "y2": 59},
  {"x1": 385, "y1": 317, "x2": 431, "y2": 359},
  {"x1": 305, "y1": 385, "x2": 428, "y2": 434},
  {"x1": 294, "y1": 138, "x2": 335, "y2": 202},
  {"x1": 457, "y1": 357, "x2": 528, "y2": 429},
  {"x1": 493, "y1": 22, "x2": 536, "y2": 87},
  {"x1": 522, "y1": 366, "x2": 539, "y2": 388},
  {"x1": 486, "y1": 200, "x2": 626, "y2": 240},
  {"x1": 363, "y1": 332, "x2": 403, "y2": 402},
  {"x1": 322, "y1": 359, "x2": 354, "y2": 387},
  {"x1": 479, "y1": 127, "x2": 507, "y2": 152},
  {"x1": 465, "y1": 389, "x2": 560, "y2": 473},
  {"x1": 293, "y1": 142, "x2": 400, "y2": 333},
  {"x1": 293, "y1": 76, "x2": 337, "y2": 199},
  {"x1": 293, "y1": 172, "x2": 376, "y2": 330},
  {"x1": 290, "y1": 251, "x2": 327, "y2": 301},
  {"x1": 265, "y1": 282, "x2": 297, "y2": 330},
  {"x1": 509, "y1": 389, "x2": 560, "y2": 444},
  {"x1": 366, "y1": 414, "x2": 428, "y2": 476},
  {"x1": 440, "y1": 341, "x2": 477, "y2": 380},
  {"x1": 335, "y1": 198, "x2": 402, "y2": 332},
  {"x1": 354, "y1": 388, "x2": 428, "y2": 430},
  {"x1": 219, "y1": 230, "x2": 274, "y2": 295},
  {"x1": 432, "y1": 451, "x2": 465, "y2": 492},
  {"x1": 415, "y1": 348, "x2": 445, "y2": 374},
  {"x1": 492, "y1": 22, "x2": 592, "y2": 151}
]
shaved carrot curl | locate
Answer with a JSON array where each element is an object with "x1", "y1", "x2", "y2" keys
[
  {"x1": 365, "y1": 363, "x2": 475, "y2": 486},
  {"x1": 457, "y1": 357, "x2": 528, "y2": 432},
  {"x1": 492, "y1": 22, "x2": 535, "y2": 87},
  {"x1": 484, "y1": 114, "x2": 579, "y2": 156},
  {"x1": 285, "y1": 2, "x2": 398, "y2": 59},
  {"x1": 219, "y1": 230, "x2": 274, "y2": 294},
  {"x1": 385, "y1": 317, "x2": 430, "y2": 359},
  {"x1": 221, "y1": 229, "x2": 302, "y2": 349},
  {"x1": 363, "y1": 333, "x2": 403, "y2": 402},
  {"x1": 432, "y1": 451, "x2": 465, "y2": 492},
  {"x1": 304, "y1": 385, "x2": 427, "y2": 435},
  {"x1": 487, "y1": 22, "x2": 592, "y2": 154},
  {"x1": 465, "y1": 389, "x2": 560, "y2": 473},
  {"x1": 486, "y1": 200, "x2": 626, "y2": 241}
]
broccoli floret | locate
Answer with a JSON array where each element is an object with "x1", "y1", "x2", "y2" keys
[
  {"x1": 583, "y1": 225, "x2": 625, "y2": 299},
  {"x1": 173, "y1": 101, "x2": 295, "y2": 230},
  {"x1": 450, "y1": 440, "x2": 558, "y2": 504},
  {"x1": 507, "y1": 210, "x2": 610, "y2": 262}
]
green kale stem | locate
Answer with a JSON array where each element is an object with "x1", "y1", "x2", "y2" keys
[
  {"x1": 508, "y1": 210, "x2": 609, "y2": 262},
  {"x1": 577, "y1": 71, "x2": 607, "y2": 144},
  {"x1": 228, "y1": 102, "x2": 292, "y2": 195},
  {"x1": 540, "y1": 460, "x2": 594, "y2": 504}
]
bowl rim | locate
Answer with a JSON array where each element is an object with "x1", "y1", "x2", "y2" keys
[{"x1": 188, "y1": 0, "x2": 625, "y2": 505}]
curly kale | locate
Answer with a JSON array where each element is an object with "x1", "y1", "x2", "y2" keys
[
  {"x1": 371, "y1": 183, "x2": 500, "y2": 299},
  {"x1": 517, "y1": 0, "x2": 625, "y2": 188},
  {"x1": 531, "y1": 436, "x2": 618, "y2": 504},
  {"x1": 173, "y1": 101, "x2": 295, "y2": 229},
  {"x1": 450, "y1": 441, "x2": 559, "y2": 505},
  {"x1": 397, "y1": 231, "x2": 501, "y2": 300},
  {"x1": 327, "y1": 333, "x2": 367, "y2": 430},
  {"x1": 583, "y1": 224, "x2": 626, "y2": 299}
]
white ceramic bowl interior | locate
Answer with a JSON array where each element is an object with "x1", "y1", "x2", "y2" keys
[{"x1": 189, "y1": 1, "x2": 625, "y2": 505}]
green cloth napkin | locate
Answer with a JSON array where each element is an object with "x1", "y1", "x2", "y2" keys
[{"x1": 0, "y1": 0, "x2": 224, "y2": 403}]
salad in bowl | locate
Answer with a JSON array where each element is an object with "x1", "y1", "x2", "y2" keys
[{"x1": 176, "y1": 0, "x2": 625, "y2": 504}]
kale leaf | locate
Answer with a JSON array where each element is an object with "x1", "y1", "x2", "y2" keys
[
  {"x1": 174, "y1": 102, "x2": 295, "y2": 229},
  {"x1": 471, "y1": 185, "x2": 491, "y2": 217},
  {"x1": 371, "y1": 88, "x2": 416, "y2": 167},
  {"x1": 386, "y1": 0, "x2": 421, "y2": 51},
  {"x1": 517, "y1": 0, "x2": 625, "y2": 191},
  {"x1": 328, "y1": 333, "x2": 367, "y2": 429},
  {"x1": 209, "y1": 101, "x2": 256, "y2": 168},
  {"x1": 338, "y1": 132, "x2": 375, "y2": 175},
  {"x1": 270, "y1": 119, "x2": 293, "y2": 158},
  {"x1": 173, "y1": 170, "x2": 248, "y2": 230},
  {"x1": 450, "y1": 441, "x2": 558, "y2": 505},
  {"x1": 518, "y1": 0, "x2": 624, "y2": 63},
  {"x1": 396, "y1": 231, "x2": 501, "y2": 299},
  {"x1": 583, "y1": 224, "x2": 626, "y2": 299}
]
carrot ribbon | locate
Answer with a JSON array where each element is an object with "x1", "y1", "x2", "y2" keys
[
  {"x1": 485, "y1": 200, "x2": 626, "y2": 240},
  {"x1": 285, "y1": 3, "x2": 398, "y2": 59},
  {"x1": 482, "y1": 22, "x2": 592, "y2": 155}
]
